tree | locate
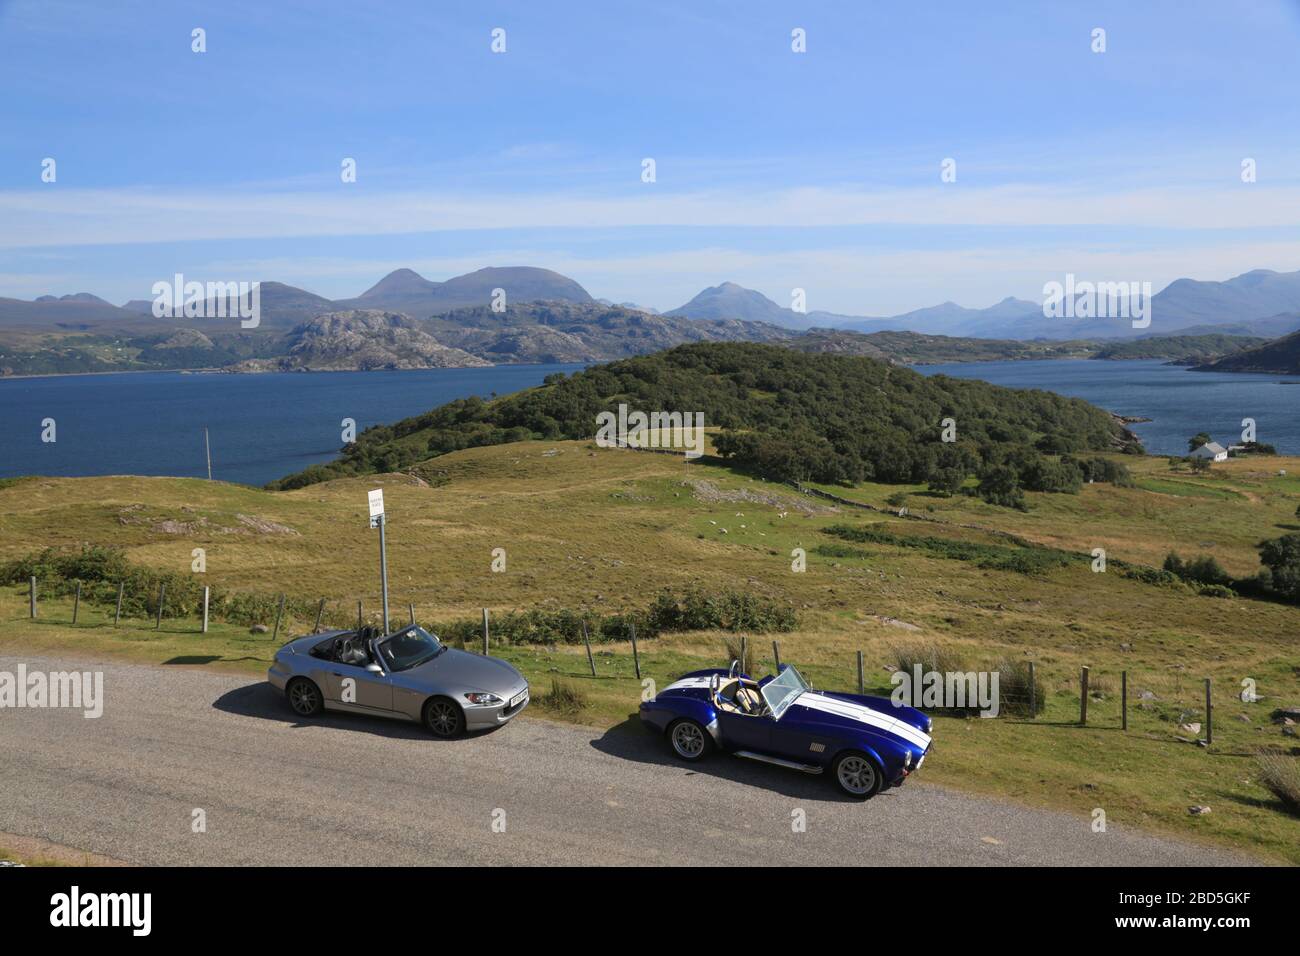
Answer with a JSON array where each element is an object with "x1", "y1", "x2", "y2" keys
[
  {"x1": 1188, "y1": 432, "x2": 1211, "y2": 452},
  {"x1": 1258, "y1": 533, "x2": 1300, "y2": 599},
  {"x1": 1189, "y1": 456, "x2": 1211, "y2": 474},
  {"x1": 927, "y1": 467, "x2": 965, "y2": 497},
  {"x1": 977, "y1": 465, "x2": 1026, "y2": 510}
]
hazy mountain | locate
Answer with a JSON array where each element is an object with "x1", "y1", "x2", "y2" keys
[
  {"x1": 336, "y1": 266, "x2": 593, "y2": 318},
  {"x1": 1194, "y1": 328, "x2": 1300, "y2": 375},
  {"x1": 667, "y1": 281, "x2": 860, "y2": 331},
  {"x1": 597, "y1": 298, "x2": 659, "y2": 314}
]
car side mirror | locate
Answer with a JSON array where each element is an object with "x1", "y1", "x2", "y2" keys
[{"x1": 365, "y1": 662, "x2": 384, "y2": 675}]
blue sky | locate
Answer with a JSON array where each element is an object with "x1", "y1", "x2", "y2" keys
[{"x1": 2, "y1": 0, "x2": 1299, "y2": 314}]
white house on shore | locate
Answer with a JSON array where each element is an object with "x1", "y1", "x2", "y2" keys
[{"x1": 1190, "y1": 441, "x2": 1228, "y2": 462}]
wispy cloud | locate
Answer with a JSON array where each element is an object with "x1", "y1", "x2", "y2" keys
[{"x1": 4, "y1": 181, "x2": 1300, "y2": 250}]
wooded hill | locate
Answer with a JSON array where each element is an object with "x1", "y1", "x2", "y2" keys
[{"x1": 269, "y1": 342, "x2": 1141, "y2": 491}]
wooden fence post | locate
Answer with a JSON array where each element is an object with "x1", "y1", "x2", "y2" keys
[
  {"x1": 739, "y1": 635, "x2": 747, "y2": 672},
  {"x1": 481, "y1": 608, "x2": 489, "y2": 655},
  {"x1": 72, "y1": 581, "x2": 81, "y2": 624},
  {"x1": 1205, "y1": 678, "x2": 1212, "y2": 746},
  {"x1": 271, "y1": 593, "x2": 286, "y2": 642},
  {"x1": 356, "y1": 600, "x2": 362, "y2": 631},
  {"x1": 772, "y1": 640, "x2": 781, "y2": 671},
  {"x1": 1121, "y1": 670, "x2": 1128, "y2": 731},
  {"x1": 582, "y1": 620, "x2": 596, "y2": 677},
  {"x1": 630, "y1": 622, "x2": 641, "y2": 680},
  {"x1": 1079, "y1": 666, "x2": 1089, "y2": 725},
  {"x1": 856, "y1": 650, "x2": 865, "y2": 695},
  {"x1": 29, "y1": 576, "x2": 36, "y2": 619},
  {"x1": 114, "y1": 581, "x2": 124, "y2": 627},
  {"x1": 408, "y1": 603, "x2": 415, "y2": 626},
  {"x1": 1028, "y1": 661, "x2": 1036, "y2": 718},
  {"x1": 155, "y1": 582, "x2": 166, "y2": 630},
  {"x1": 313, "y1": 598, "x2": 325, "y2": 634},
  {"x1": 202, "y1": 586, "x2": 210, "y2": 634}
]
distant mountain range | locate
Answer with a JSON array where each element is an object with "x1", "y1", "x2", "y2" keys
[
  {"x1": 2, "y1": 264, "x2": 1298, "y2": 376},
  {"x1": 666, "y1": 269, "x2": 1300, "y2": 340}
]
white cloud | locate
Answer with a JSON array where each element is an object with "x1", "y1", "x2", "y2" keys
[{"x1": 4, "y1": 181, "x2": 1300, "y2": 250}]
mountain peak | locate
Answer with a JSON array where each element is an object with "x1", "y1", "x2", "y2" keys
[{"x1": 357, "y1": 268, "x2": 441, "y2": 300}]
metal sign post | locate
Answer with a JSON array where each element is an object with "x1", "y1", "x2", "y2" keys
[{"x1": 369, "y1": 489, "x2": 390, "y2": 635}]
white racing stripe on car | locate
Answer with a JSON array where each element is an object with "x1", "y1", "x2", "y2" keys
[
  {"x1": 662, "y1": 675, "x2": 716, "y2": 692},
  {"x1": 796, "y1": 693, "x2": 932, "y2": 750}
]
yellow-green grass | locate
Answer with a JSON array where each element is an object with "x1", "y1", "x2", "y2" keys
[{"x1": 1, "y1": 441, "x2": 1299, "y2": 861}]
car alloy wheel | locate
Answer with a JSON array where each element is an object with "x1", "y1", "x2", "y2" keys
[
  {"x1": 288, "y1": 679, "x2": 320, "y2": 716},
  {"x1": 669, "y1": 719, "x2": 707, "y2": 760},
  {"x1": 425, "y1": 698, "x2": 464, "y2": 738},
  {"x1": 834, "y1": 753, "x2": 879, "y2": 797}
]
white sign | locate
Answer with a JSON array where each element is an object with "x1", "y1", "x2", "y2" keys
[{"x1": 368, "y1": 489, "x2": 385, "y2": 519}]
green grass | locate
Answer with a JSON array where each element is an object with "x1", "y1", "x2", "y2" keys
[{"x1": 1, "y1": 440, "x2": 1299, "y2": 862}]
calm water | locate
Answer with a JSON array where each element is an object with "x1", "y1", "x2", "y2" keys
[
  {"x1": 917, "y1": 359, "x2": 1300, "y2": 456},
  {"x1": 1, "y1": 359, "x2": 1295, "y2": 487},
  {"x1": 0, "y1": 365, "x2": 585, "y2": 487}
]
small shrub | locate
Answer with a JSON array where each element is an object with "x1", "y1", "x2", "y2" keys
[
  {"x1": 1255, "y1": 752, "x2": 1300, "y2": 816},
  {"x1": 993, "y1": 658, "x2": 1046, "y2": 717},
  {"x1": 722, "y1": 634, "x2": 757, "y2": 675},
  {"x1": 538, "y1": 678, "x2": 587, "y2": 717}
]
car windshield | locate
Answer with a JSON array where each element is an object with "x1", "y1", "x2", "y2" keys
[
  {"x1": 377, "y1": 626, "x2": 444, "y2": 672},
  {"x1": 760, "y1": 665, "x2": 809, "y2": 720}
]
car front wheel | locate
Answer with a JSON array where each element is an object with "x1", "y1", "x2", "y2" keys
[
  {"x1": 667, "y1": 718, "x2": 710, "y2": 761},
  {"x1": 832, "y1": 751, "x2": 883, "y2": 799},
  {"x1": 424, "y1": 697, "x2": 465, "y2": 738},
  {"x1": 286, "y1": 678, "x2": 322, "y2": 717}
]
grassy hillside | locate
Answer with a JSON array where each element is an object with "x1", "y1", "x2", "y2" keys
[{"x1": 1, "y1": 442, "x2": 1298, "y2": 861}]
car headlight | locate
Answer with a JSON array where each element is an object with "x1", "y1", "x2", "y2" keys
[{"x1": 464, "y1": 692, "x2": 503, "y2": 705}]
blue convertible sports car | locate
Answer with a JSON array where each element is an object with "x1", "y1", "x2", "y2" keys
[{"x1": 640, "y1": 662, "x2": 932, "y2": 798}]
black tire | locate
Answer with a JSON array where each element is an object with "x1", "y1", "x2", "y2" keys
[
  {"x1": 831, "y1": 751, "x2": 884, "y2": 799},
  {"x1": 666, "y1": 718, "x2": 711, "y2": 761},
  {"x1": 424, "y1": 697, "x2": 465, "y2": 738},
  {"x1": 286, "y1": 677, "x2": 323, "y2": 717}
]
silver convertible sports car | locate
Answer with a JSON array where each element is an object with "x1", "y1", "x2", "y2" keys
[{"x1": 267, "y1": 625, "x2": 529, "y2": 737}]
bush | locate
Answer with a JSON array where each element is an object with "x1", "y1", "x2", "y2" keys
[
  {"x1": 722, "y1": 634, "x2": 758, "y2": 675},
  {"x1": 1258, "y1": 533, "x2": 1300, "y2": 600},
  {"x1": 645, "y1": 587, "x2": 797, "y2": 634},
  {"x1": 1255, "y1": 752, "x2": 1300, "y2": 816},
  {"x1": 537, "y1": 678, "x2": 587, "y2": 717},
  {"x1": 0, "y1": 545, "x2": 322, "y2": 627},
  {"x1": 1163, "y1": 552, "x2": 1232, "y2": 587},
  {"x1": 992, "y1": 657, "x2": 1047, "y2": 717},
  {"x1": 977, "y1": 465, "x2": 1026, "y2": 510}
]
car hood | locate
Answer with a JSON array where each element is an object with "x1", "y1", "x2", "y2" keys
[
  {"x1": 786, "y1": 691, "x2": 932, "y2": 751},
  {"x1": 403, "y1": 647, "x2": 525, "y2": 696}
]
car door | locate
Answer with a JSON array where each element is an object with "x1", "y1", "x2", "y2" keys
[
  {"x1": 766, "y1": 705, "x2": 834, "y2": 767},
  {"x1": 715, "y1": 710, "x2": 772, "y2": 752},
  {"x1": 322, "y1": 662, "x2": 394, "y2": 714}
]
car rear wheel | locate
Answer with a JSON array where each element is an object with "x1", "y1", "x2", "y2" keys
[
  {"x1": 667, "y1": 718, "x2": 710, "y2": 761},
  {"x1": 424, "y1": 697, "x2": 465, "y2": 738},
  {"x1": 832, "y1": 751, "x2": 883, "y2": 799},
  {"x1": 286, "y1": 678, "x2": 322, "y2": 717}
]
